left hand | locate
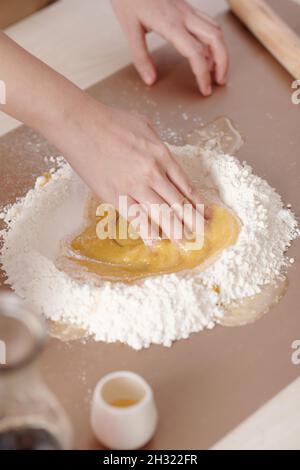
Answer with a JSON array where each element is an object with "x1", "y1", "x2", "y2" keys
[{"x1": 111, "y1": 0, "x2": 229, "y2": 96}]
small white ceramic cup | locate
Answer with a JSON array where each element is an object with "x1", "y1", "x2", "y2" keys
[{"x1": 91, "y1": 371, "x2": 158, "y2": 450}]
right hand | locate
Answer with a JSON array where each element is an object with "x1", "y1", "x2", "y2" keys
[
  {"x1": 111, "y1": 0, "x2": 229, "y2": 95},
  {"x1": 59, "y1": 98, "x2": 206, "y2": 243}
]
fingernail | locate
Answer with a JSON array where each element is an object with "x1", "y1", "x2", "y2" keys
[
  {"x1": 143, "y1": 70, "x2": 155, "y2": 86},
  {"x1": 217, "y1": 73, "x2": 227, "y2": 86},
  {"x1": 204, "y1": 85, "x2": 212, "y2": 96}
]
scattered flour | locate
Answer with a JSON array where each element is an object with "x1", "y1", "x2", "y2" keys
[{"x1": 0, "y1": 145, "x2": 299, "y2": 350}]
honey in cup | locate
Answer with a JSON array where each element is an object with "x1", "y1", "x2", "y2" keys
[
  {"x1": 110, "y1": 399, "x2": 138, "y2": 408},
  {"x1": 67, "y1": 197, "x2": 240, "y2": 282},
  {"x1": 101, "y1": 374, "x2": 146, "y2": 409}
]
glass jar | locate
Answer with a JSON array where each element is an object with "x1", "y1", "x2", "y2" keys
[{"x1": 0, "y1": 291, "x2": 72, "y2": 450}]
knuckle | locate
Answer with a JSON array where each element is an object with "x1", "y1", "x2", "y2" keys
[
  {"x1": 144, "y1": 114, "x2": 154, "y2": 126},
  {"x1": 167, "y1": 20, "x2": 182, "y2": 33},
  {"x1": 150, "y1": 143, "x2": 170, "y2": 162},
  {"x1": 158, "y1": 145, "x2": 171, "y2": 161},
  {"x1": 186, "y1": 184, "x2": 195, "y2": 197},
  {"x1": 140, "y1": 115, "x2": 151, "y2": 127},
  {"x1": 212, "y1": 28, "x2": 224, "y2": 42},
  {"x1": 165, "y1": 10, "x2": 183, "y2": 32},
  {"x1": 137, "y1": 136, "x2": 150, "y2": 152},
  {"x1": 143, "y1": 158, "x2": 161, "y2": 180},
  {"x1": 125, "y1": 131, "x2": 137, "y2": 151}
]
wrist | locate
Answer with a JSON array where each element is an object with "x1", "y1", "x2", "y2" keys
[
  {"x1": 38, "y1": 91, "x2": 110, "y2": 158},
  {"x1": 33, "y1": 83, "x2": 90, "y2": 142},
  {"x1": 40, "y1": 88, "x2": 111, "y2": 166}
]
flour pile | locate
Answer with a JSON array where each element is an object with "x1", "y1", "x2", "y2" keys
[{"x1": 0, "y1": 145, "x2": 298, "y2": 349}]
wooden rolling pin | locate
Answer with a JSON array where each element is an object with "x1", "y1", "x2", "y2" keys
[{"x1": 227, "y1": 0, "x2": 300, "y2": 79}]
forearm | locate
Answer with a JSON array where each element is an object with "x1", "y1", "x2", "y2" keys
[{"x1": 0, "y1": 31, "x2": 95, "y2": 144}]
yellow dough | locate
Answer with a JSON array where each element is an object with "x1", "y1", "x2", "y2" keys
[{"x1": 68, "y1": 199, "x2": 240, "y2": 282}]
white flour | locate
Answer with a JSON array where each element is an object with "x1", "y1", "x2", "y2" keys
[{"x1": 0, "y1": 145, "x2": 299, "y2": 350}]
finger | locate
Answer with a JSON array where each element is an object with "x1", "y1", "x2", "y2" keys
[
  {"x1": 162, "y1": 26, "x2": 212, "y2": 96},
  {"x1": 192, "y1": 40, "x2": 214, "y2": 73},
  {"x1": 118, "y1": 195, "x2": 159, "y2": 245},
  {"x1": 206, "y1": 53, "x2": 215, "y2": 73},
  {"x1": 185, "y1": 14, "x2": 229, "y2": 85},
  {"x1": 135, "y1": 189, "x2": 188, "y2": 243},
  {"x1": 166, "y1": 160, "x2": 211, "y2": 221},
  {"x1": 125, "y1": 22, "x2": 157, "y2": 86},
  {"x1": 151, "y1": 144, "x2": 207, "y2": 222},
  {"x1": 152, "y1": 171, "x2": 204, "y2": 236}
]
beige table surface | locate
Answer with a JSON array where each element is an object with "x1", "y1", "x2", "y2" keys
[{"x1": 0, "y1": 0, "x2": 300, "y2": 450}]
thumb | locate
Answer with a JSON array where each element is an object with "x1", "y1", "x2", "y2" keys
[{"x1": 127, "y1": 24, "x2": 157, "y2": 86}]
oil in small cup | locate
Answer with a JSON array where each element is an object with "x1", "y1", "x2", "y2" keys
[{"x1": 91, "y1": 371, "x2": 158, "y2": 450}]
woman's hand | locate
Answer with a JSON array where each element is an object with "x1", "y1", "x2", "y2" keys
[
  {"x1": 111, "y1": 0, "x2": 228, "y2": 96},
  {"x1": 0, "y1": 31, "x2": 205, "y2": 244},
  {"x1": 61, "y1": 99, "x2": 205, "y2": 243}
]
